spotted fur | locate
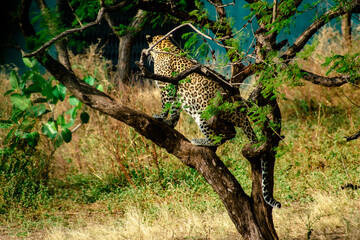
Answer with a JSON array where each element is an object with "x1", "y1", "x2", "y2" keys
[{"x1": 146, "y1": 35, "x2": 281, "y2": 208}]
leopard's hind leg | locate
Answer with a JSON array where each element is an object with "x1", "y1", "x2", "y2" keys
[{"x1": 190, "y1": 114, "x2": 220, "y2": 146}]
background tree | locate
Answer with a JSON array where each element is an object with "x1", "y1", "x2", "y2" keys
[{"x1": 18, "y1": 0, "x2": 360, "y2": 239}]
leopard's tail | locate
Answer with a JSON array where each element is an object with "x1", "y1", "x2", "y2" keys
[{"x1": 261, "y1": 156, "x2": 281, "y2": 208}]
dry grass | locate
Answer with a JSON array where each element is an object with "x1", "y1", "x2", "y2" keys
[{"x1": 44, "y1": 204, "x2": 237, "y2": 240}]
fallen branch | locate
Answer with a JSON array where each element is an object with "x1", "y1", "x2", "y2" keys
[{"x1": 345, "y1": 130, "x2": 360, "y2": 141}]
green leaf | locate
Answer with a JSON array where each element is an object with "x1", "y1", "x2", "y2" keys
[
  {"x1": 96, "y1": 84, "x2": 104, "y2": 92},
  {"x1": 53, "y1": 133, "x2": 63, "y2": 148},
  {"x1": 56, "y1": 114, "x2": 66, "y2": 126},
  {"x1": 23, "y1": 83, "x2": 43, "y2": 94},
  {"x1": 62, "y1": 119, "x2": 75, "y2": 129},
  {"x1": 84, "y1": 76, "x2": 95, "y2": 86},
  {"x1": 10, "y1": 93, "x2": 31, "y2": 111},
  {"x1": 23, "y1": 57, "x2": 34, "y2": 68},
  {"x1": 0, "y1": 120, "x2": 13, "y2": 129},
  {"x1": 69, "y1": 96, "x2": 80, "y2": 106},
  {"x1": 80, "y1": 112, "x2": 90, "y2": 124},
  {"x1": 10, "y1": 70, "x2": 19, "y2": 90},
  {"x1": 23, "y1": 132, "x2": 39, "y2": 147},
  {"x1": 61, "y1": 128, "x2": 72, "y2": 143},
  {"x1": 20, "y1": 118, "x2": 36, "y2": 132},
  {"x1": 52, "y1": 84, "x2": 67, "y2": 101},
  {"x1": 32, "y1": 73, "x2": 46, "y2": 86},
  {"x1": 41, "y1": 84, "x2": 54, "y2": 100},
  {"x1": 4, "y1": 89, "x2": 14, "y2": 96},
  {"x1": 41, "y1": 121, "x2": 58, "y2": 139},
  {"x1": 66, "y1": 107, "x2": 78, "y2": 119}
]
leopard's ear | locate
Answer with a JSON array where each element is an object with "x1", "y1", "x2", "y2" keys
[{"x1": 146, "y1": 35, "x2": 153, "y2": 43}]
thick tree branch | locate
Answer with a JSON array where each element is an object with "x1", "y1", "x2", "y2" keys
[
  {"x1": 136, "y1": 52, "x2": 238, "y2": 95},
  {"x1": 282, "y1": 1, "x2": 360, "y2": 61},
  {"x1": 300, "y1": 69, "x2": 349, "y2": 87}
]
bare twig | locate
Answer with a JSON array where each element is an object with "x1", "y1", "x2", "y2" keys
[
  {"x1": 272, "y1": 0, "x2": 277, "y2": 23},
  {"x1": 23, "y1": 7, "x2": 105, "y2": 58},
  {"x1": 22, "y1": 0, "x2": 133, "y2": 58},
  {"x1": 207, "y1": 0, "x2": 235, "y2": 8}
]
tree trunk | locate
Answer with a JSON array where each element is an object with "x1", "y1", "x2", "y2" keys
[
  {"x1": 105, "y1": 9, "x2": 147, "y2": 86},
  {"x1": 35, "y1": 0, "x2": 72, "y2": 69},
  {"x1": 341, "y1": 13, "x2": 352, "y2": 51}
]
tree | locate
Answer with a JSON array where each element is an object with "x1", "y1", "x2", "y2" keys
[{"x1": 18, "y1": 0, "x2": 360, "y2": 239}]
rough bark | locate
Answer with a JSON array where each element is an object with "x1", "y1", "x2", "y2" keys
[
  {"x1": 35, "y1": 0, "x2": 71, "y2": 69},
  {"x1": 104, "y1": 9, "x2": 147, "y2": 85},
  {"x1": 341, "y1": 13, "x2": 352, "y2": 51}
]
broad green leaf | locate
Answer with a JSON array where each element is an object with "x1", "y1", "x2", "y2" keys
[
  {"x1": 23, "y1": 57, "x2": 33, "y2": 68},
  {"x1": 0, "y1": 120, "x2": 13, "y2": 129},
  {"x1": 10, "y1": 70, "x2": 19, "y2": 90},
  {"x1": 25, "y1": 104, "x2": 48, "y2": 118},
  {"x1": 41, "y1": 84, "x2": 54, "y2": 99},
  {"x1": 96, "y1": 84, "x2": 104, "y2": 92},
  {"x1": 3, "y1": 128, "x2": 16, "y2": 145},
  {"x1": 23, "y1": 83, "x2": 43, "y2": 94},
  {"x1": 10, "y1": 93, "x2": 31, "y2": 111},
  {"x1": 80, "y1": 112, "x2": 90, "y2": 124},
  {"x1": 84, "y1": 76, "x2": 95, "y2": 86},
  {"x1": 20, "y1": 118, "x2": 36, "y2": 132},
  {"x1": 62, "y1": 119, "x2": 75, "y2": 129},
  {"x1": 66, "y1": 107, "x2": 77, "y2": 119},
  {"x1": 41, "y1": 121, "x2": 58, "y2": 139},
  {"x1": 23, "y1": 132, "x2": 39, "y2": 147},
  {"x1": 53, "y1": 133, "x2": 63, "y2": 148},
  {"x1": 56, "y1": 114, "x2": 66, "y2": 126},
  {"x1": 69, "y1": 96, "x2": 80, "y2": 106},
  {"x1": 52, "y1": 84, "x2": 67, "y2": 101},
  {"x1": 4, "y1": 89, "x2": 14, "y2": 96},
  {"x1": 61, "y1": 128, "x2": 72, "y2": 143},
  {"x1": 10, "y1": 107, "x2": 25, "y2": 122},
  {"x1": 32, "y1": 73, "x2": 46, "y2": 86}
]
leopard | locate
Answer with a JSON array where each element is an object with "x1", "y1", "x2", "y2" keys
[{"x1": 146, "y1": 34, "x2": 281, "y2": 208}]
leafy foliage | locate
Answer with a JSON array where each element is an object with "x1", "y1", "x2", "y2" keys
[
  {"x1": 322, "y1": 53, "x2": 360, "y2": 84},
  {"x1": 1, "y1": 58, "x2": 91, "y2": 154}
]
